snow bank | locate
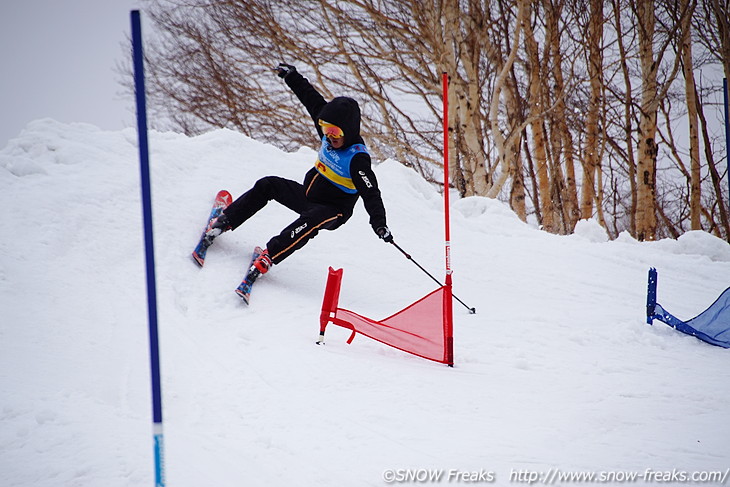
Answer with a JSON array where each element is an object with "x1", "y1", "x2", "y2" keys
[{"x1": 1, "y1": 120, "x2": 729, "y2": 487}]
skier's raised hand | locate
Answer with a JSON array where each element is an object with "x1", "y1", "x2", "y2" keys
[{"x1": 274, "y1": 63, "x2": 296, "y2": 79}]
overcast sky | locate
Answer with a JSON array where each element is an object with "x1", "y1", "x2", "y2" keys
[
  {"x1": 2, "y1": 2, "x2": 727, "y2": 155},
  {"x1": 1, "y1": 1, "x2": 144, "y2": 148}
]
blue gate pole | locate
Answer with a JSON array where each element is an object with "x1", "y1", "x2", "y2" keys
[
  {"x1": 131, "y1": 10, "x2": 166, "y2": 487},
  {"x1": 646, "y1": 267, "x2": 658, "y2": 325}
]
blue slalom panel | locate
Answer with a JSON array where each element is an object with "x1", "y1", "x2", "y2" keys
[{"x1": 647, "y1": 268, "x2": 730, "y2": 348}]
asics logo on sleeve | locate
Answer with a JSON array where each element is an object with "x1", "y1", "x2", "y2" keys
[{"x1": 358, "y1": 170, "x2": 373, "y2": 188}]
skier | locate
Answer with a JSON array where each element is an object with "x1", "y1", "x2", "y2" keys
[{"x1": 204, "y1": 63, "x2": 393, "y2": 293}]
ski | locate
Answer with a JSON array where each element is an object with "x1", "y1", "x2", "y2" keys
[
  {"x1": 235, "y1": 246, "x2": 264, "y2": 305},
  {"x1": 191, "y1": 190, "x2": 233, "y2": 267}
]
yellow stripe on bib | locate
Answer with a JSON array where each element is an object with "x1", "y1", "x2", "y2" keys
[{"x1": 315, "y1": 160, "x2": 357, "y2": 190}]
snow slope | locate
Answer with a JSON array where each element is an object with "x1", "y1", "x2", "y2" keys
[{"x1": 1, "y1": 119, "x2": 729, "y2": 486}]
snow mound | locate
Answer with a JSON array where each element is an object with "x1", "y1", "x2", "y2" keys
[
  {"x1": 673, "y1": 230, "x2": 730, "y2": 262},
  {"x1": 1, "y1": 120, "x2": 729, "y2": 487},
  {"x1": 572, "y1": 218, "x2": 610, "y2": 243}
]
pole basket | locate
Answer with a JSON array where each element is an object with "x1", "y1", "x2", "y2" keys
[{"x1": 318, "y1": 267, "x2": 454, "y2": 366}]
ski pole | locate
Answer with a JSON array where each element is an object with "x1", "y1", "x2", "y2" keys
[{"x1": 389, "y1": 240, "x2": 476, "y2": 314}]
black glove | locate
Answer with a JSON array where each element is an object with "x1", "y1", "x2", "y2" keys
[
  {"x1": 376, "y1": 226, "x2": 393, "y2": 243},
  {"x1": 274, "y1": 63, "x2": 296, "y2": 79}
]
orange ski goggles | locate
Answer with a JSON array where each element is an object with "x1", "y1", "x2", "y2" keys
[{"x1": 318, "y1": 120, "x2": 344, "y2": 139}]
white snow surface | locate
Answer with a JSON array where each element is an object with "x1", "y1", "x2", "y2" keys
[{"x1": 1, "y1": 119, "x2": 729, "y2": 486}]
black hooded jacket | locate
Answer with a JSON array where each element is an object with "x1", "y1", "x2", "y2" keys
[{"x1": 284, "y1": 71, "x2": 387, "y2": 232}]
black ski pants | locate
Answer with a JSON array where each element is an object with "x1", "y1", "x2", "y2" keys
[{"x1": 223, "y1": 176, "x2": 346, "y2": 265}]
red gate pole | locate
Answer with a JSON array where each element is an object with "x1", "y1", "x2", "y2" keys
[
  {"x1": 317, "y1": 267, "x2": 344, "y2": 344},
  {"x1": 442, "y1": 72, "x2": 454, "y2": 367}
]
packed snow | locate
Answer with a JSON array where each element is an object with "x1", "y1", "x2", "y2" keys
[{"x1": 1, "y1": 119, "x2": 729, "y2": 486}]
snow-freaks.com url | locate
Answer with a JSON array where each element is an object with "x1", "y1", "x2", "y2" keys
[{"x1": 509, "y1": 467, "x2": 730, "y2": 484}]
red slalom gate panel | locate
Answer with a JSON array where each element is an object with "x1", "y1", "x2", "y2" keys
[{"x1": 319, "y1": 267, "x2": 453, "y2": 365}]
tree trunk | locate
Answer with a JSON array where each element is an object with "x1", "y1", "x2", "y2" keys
[
  {"x1": 611, "y1": 0, "x2": 638, "y2": 236},
  {"x1": 523, "y1": 3, "x2": 555, "y2": 231},
  {"x1": 635, "y1": 0, "x2": 659, "y2": 241},
  {"x1": 547, "y1": 0, "x2": 579, "y2": 233},
  {"x1": 681, "y1": 6, "x2": 701, "y2": 230},
  {"x1": 696, "y1": 86, "x2": 730, "y2": 240},
  {"x1": 486, "y1": 0, "x2": 527, "y2": 223},
  {"x1": 580, "y1": 0, "x2": 604, "y2": 221}
]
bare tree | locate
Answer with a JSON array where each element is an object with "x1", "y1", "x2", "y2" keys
[
  {"x1": 677, "y1": 0, "x2": 701, "y2": 229},
  {"x1": 578, "y1": 0, "x2": 605, "y2": 225},
  {"x1": 632, "y1": 0, "x2": 688, "y2": 241},
  {"x1": 128, "y1": 0, "x2": 729, "y2": 242}
]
